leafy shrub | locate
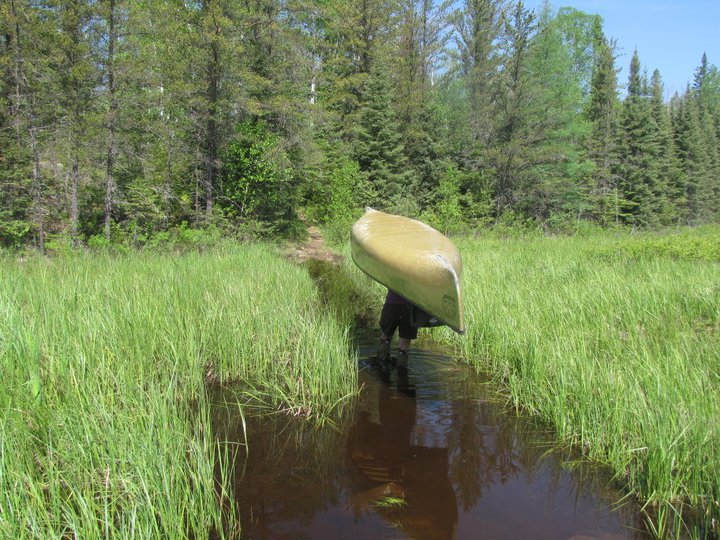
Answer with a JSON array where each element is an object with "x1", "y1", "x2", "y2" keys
[
  {"x1": 219, "y1": 120, "x2": 302, "y2": 238},
  {"x1": 590, "y1": 226, "x2": 720, "y2": 262}
]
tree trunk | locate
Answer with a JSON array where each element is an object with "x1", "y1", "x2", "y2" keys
[
  {"x1": 201, "y1": 0, "x2": 222, "y2": 222},
  {"x1": 104, "y1": 0, "x2": 117, "y2": 240},
  {"x1": 71, "y1": 156, "x2": 79, "y2": 246},
  {"x1": 11, "y1": 6, "x2": 22, "y2": 143},
  {"x1": 29, "y1": 123, "x2": 45, "y2": 254},
  {"x1": 10, "y1": 0, "x2": 45, "y2": 252}
]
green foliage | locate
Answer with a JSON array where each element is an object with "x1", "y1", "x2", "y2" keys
[
  {"x1": 671, "y1": 55, "x2": 720, "y2": 226},
  {"x1": 220, "y1": 120, "x2": 301, "y2": 238},
  {"x1": 420, "y1": 164, "x2": 472, "y2": 235},
  {"x1": 353, "y1": 64, "x2": 411, "y2": 210},
  {"x1": 584, "y1": 18, "x2": 620, "y2": 225},
  {"x1": 519, "y1": 6, "x2": 595, "y2": 224},
  {"x1": 0, "y1": 247, "x2": 357, "y2": 536},
  {"x1": 439, "y1": 233, "x2": 720, "y2": 533},
  {"x1": 0, "y1": 219, "x2": 32, "y2": 249},
  {"x1": 313, "y1": 156, "x2": 368, "y2": 246},
  {"x1": 43, "y1": 233, "x2": 75, "y2": 256},
  {"x1": 590, "y1": 225, "x2": 720, "y2": 262},
  {"x1": 616, "y1": 51, "x2": 665, "y2": 227},
  {"x1": 1, "y1": 0, "x2": 719, "y2": 246}
]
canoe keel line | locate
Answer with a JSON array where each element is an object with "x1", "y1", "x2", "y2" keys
[{"x1": 350, "y1": 208, "x2": 465, "y2": 334}]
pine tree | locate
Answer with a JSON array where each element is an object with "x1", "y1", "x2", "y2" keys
[
  {"x1": 673, "y1": 54, "x2": 720, "y2": 224},
  {"x1": 519, "y1": 6, "x2": 596, "y2": 224},
  {"x1": 451, "y1": 0, "x2": 503, "y2": 149},
  {"x1": 491, "y1": 0, "x2": 537, "y2": 213},
  {"x1": 99, "y1": 0, "x2": 121, "y2": 240},
  {"x1": 585, "y1": 16, "x2": 620, "y2": 224},
  {"x1": 0, "y1": 0, "x2": 34, "y2": 248},
  {"x1": 320, "y1": 0, "x2": 395, "y2": 143},
  {"x1": 616, "y1": 50, "x2": 662, "y2": 226},
  {"x1": 672, "y1": 88, "x2": 705, "y2": 223},
  {"x1": 54, "y1": 0, "x2": 99, "y2": 245},
  {"x1": 395, "y1": 0, "x2": 451, "y2": 207},
  {"x1": 353, "y1": 64, "x2": 410, "y2": 212},
  {"x1": 692, "y1": 53, "x2": 720, "y2": 222},
  {"x1": 126, "y1": 1, "x2": 201, "y2": 232},
  {"x1": 649, "y1": 69, "x2": 684, "y2": 224}
]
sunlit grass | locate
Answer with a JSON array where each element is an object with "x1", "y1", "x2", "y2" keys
[
  {"x1": 372, "y1": 496, "x2": 407, "y2": 508},
  {"x1": 430, "y1": 229, "x2": 719, "y2": 535},
  {"x1": 0, "y1": 245, "x2": 357, "y2": 538}
]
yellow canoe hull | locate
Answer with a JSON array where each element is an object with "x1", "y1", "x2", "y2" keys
[{"x1": 350, "y1": 208, "x2": 465, "y2": 334}]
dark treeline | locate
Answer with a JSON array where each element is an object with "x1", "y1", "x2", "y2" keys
[{"x1": 2, "y1": 0, "x2": 719, "y2": 250}]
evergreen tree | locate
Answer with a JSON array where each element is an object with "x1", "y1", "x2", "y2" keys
[
  {"x1": 616, "y1": 50, "x2": 662, "y2": 226},
  {"x1": 125, "y1": 2, "x2": 201, "y2": 232},
  {"x1": 451, "y1": 0, "x2": 503, "y2": 150},
  {"x1": 320, "y1": 0, "x2": 396, "y2": 143},
  {"x1": 395, "y1": 0, "x2": 450, "y2": 127},
  {"x1": 519, "y1": 6, "x2": 596, "y2": 225},
  {"x1": 0, "y1": 0, "x2": 34, "y2": 248},
  {"x1": 395, "y1": 0, "x2": 452, "y2": 208},
  {"x1": 672, "y1": 54, "x2": 720, "y2": 224},
  {"x1": 672, "y1": 88, "x2": 705, "y2": 223},
  {"x1": 650, "y1": 69, "x2": 684, "y2": 224},
  {"x1": 97, "y1": 0, "x2": 129, "y2": 240},
  {"x1": 585, "y1": 16, "x2": 620, "y2": 224},
  {"x1": 353, "y1": 63, "x2": 410, "y2": 212},
  {"x1": 692, "y1": 54, "x2": 720, "y2": 222},
  {"x1": 52, "y1": 0, "x2": 100, "y2": 245},
  {"x1": 490, "y1": 0, "x2": 537, "y2": 213}
]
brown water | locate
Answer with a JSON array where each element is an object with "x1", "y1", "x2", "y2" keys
[{"x1": 212, "y1": 341, "x2": 652, "y2": 540}]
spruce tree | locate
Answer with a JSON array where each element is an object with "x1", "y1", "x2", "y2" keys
[
  {"x1": 585, "y1": 17, "x2": 620, "y2": 224},
  {"x1": 617, "y1": 50, "x2": 662, "y2": 226},
  {"x1": 0, "y1": 0, "x2": 34, "y2": 248},
  {"x1": 491, "y1": 0, "x2": 537, "y2": 214},
  {"x1": 672, "y1": 88, "x2": 706, "y2": 223},
  {"x1": 692, "y1": 53, "x2": 720, "y2": 222},
  {"x1": 395, "y1": 0, "x2": 452, "y2": 209},
  {"x1": 353, "y1": 63, "x2": 411, "y2": 212},
  {"x1": 52, "y1": 0, "x2": 99, "y2": 245},
  {"x1": 673, "y1": 54, "x2": 720, "y2": 224},
  {"x1": 320, "y1": 0, "x2": 395, "y2": 144},
  {"x1": 520, "y1": 6, "x2": 596, "y2": 224},
  {"x1": 650, "y1": 69, "x2": 684, "y2": 224},
  {"x1": 451, "y1": 0, "x2": 503, "y2": 149}
]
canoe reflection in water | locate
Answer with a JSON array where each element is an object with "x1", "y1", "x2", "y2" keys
[{"x1": 347, "y1": 364, "x2": 458, "y2": 540}]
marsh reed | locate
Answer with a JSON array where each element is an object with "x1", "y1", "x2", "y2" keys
[
  {"x1": 0, "y1": 245, "x2": 357, "y2": 538},
  {"x1": 431, "y1": 230, "x2": 719, "y2": 536}
]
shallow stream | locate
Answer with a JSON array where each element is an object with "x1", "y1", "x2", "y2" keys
[{"x1": 211, "y1": 337, "x2": 655, "y2": 539}]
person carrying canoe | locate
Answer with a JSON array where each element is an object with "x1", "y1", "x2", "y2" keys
[{"x1": 377, "y1": 289, "x2": 417, "y2": 366}]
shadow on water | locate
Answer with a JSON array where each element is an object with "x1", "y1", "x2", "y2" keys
[{"x1": 210, "y1": 338, "x2": 658, "y2": 540}]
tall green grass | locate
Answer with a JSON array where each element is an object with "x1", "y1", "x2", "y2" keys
[
  {"x1": 0, "y1": 245, "x2": 357, "y2": 538},
  {"x1": 433, "y1": 230, "x2": 719, "y2": 534}
]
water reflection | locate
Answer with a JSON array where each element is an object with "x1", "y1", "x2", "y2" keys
[
  {"x1": 211, "y1": 344, "x2": 650, "y2": 539},
  {"x1": 347, "y1": 365, "x2": 457, "y2": 540}
]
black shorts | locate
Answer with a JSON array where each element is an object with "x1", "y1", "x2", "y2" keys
[{"x1": 379, "y1": 303, "x2": 418, "y2": 340}]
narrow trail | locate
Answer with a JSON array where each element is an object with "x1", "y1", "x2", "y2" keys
[{"x1": 287, "y1": 225, "x2": 343, "y2": 264}]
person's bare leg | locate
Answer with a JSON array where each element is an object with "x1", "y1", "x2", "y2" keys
[{"x1": 398, "y1": 337, "x2": 411, "y2": 352}]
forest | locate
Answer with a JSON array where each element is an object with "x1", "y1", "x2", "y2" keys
[{"x1": 2, "y1": 0, "x2": 719, "y2": 251}]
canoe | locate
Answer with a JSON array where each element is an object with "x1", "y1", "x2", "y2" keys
[{"x1": 350, "y1": 208, "x2": 465, "y2": 334}]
